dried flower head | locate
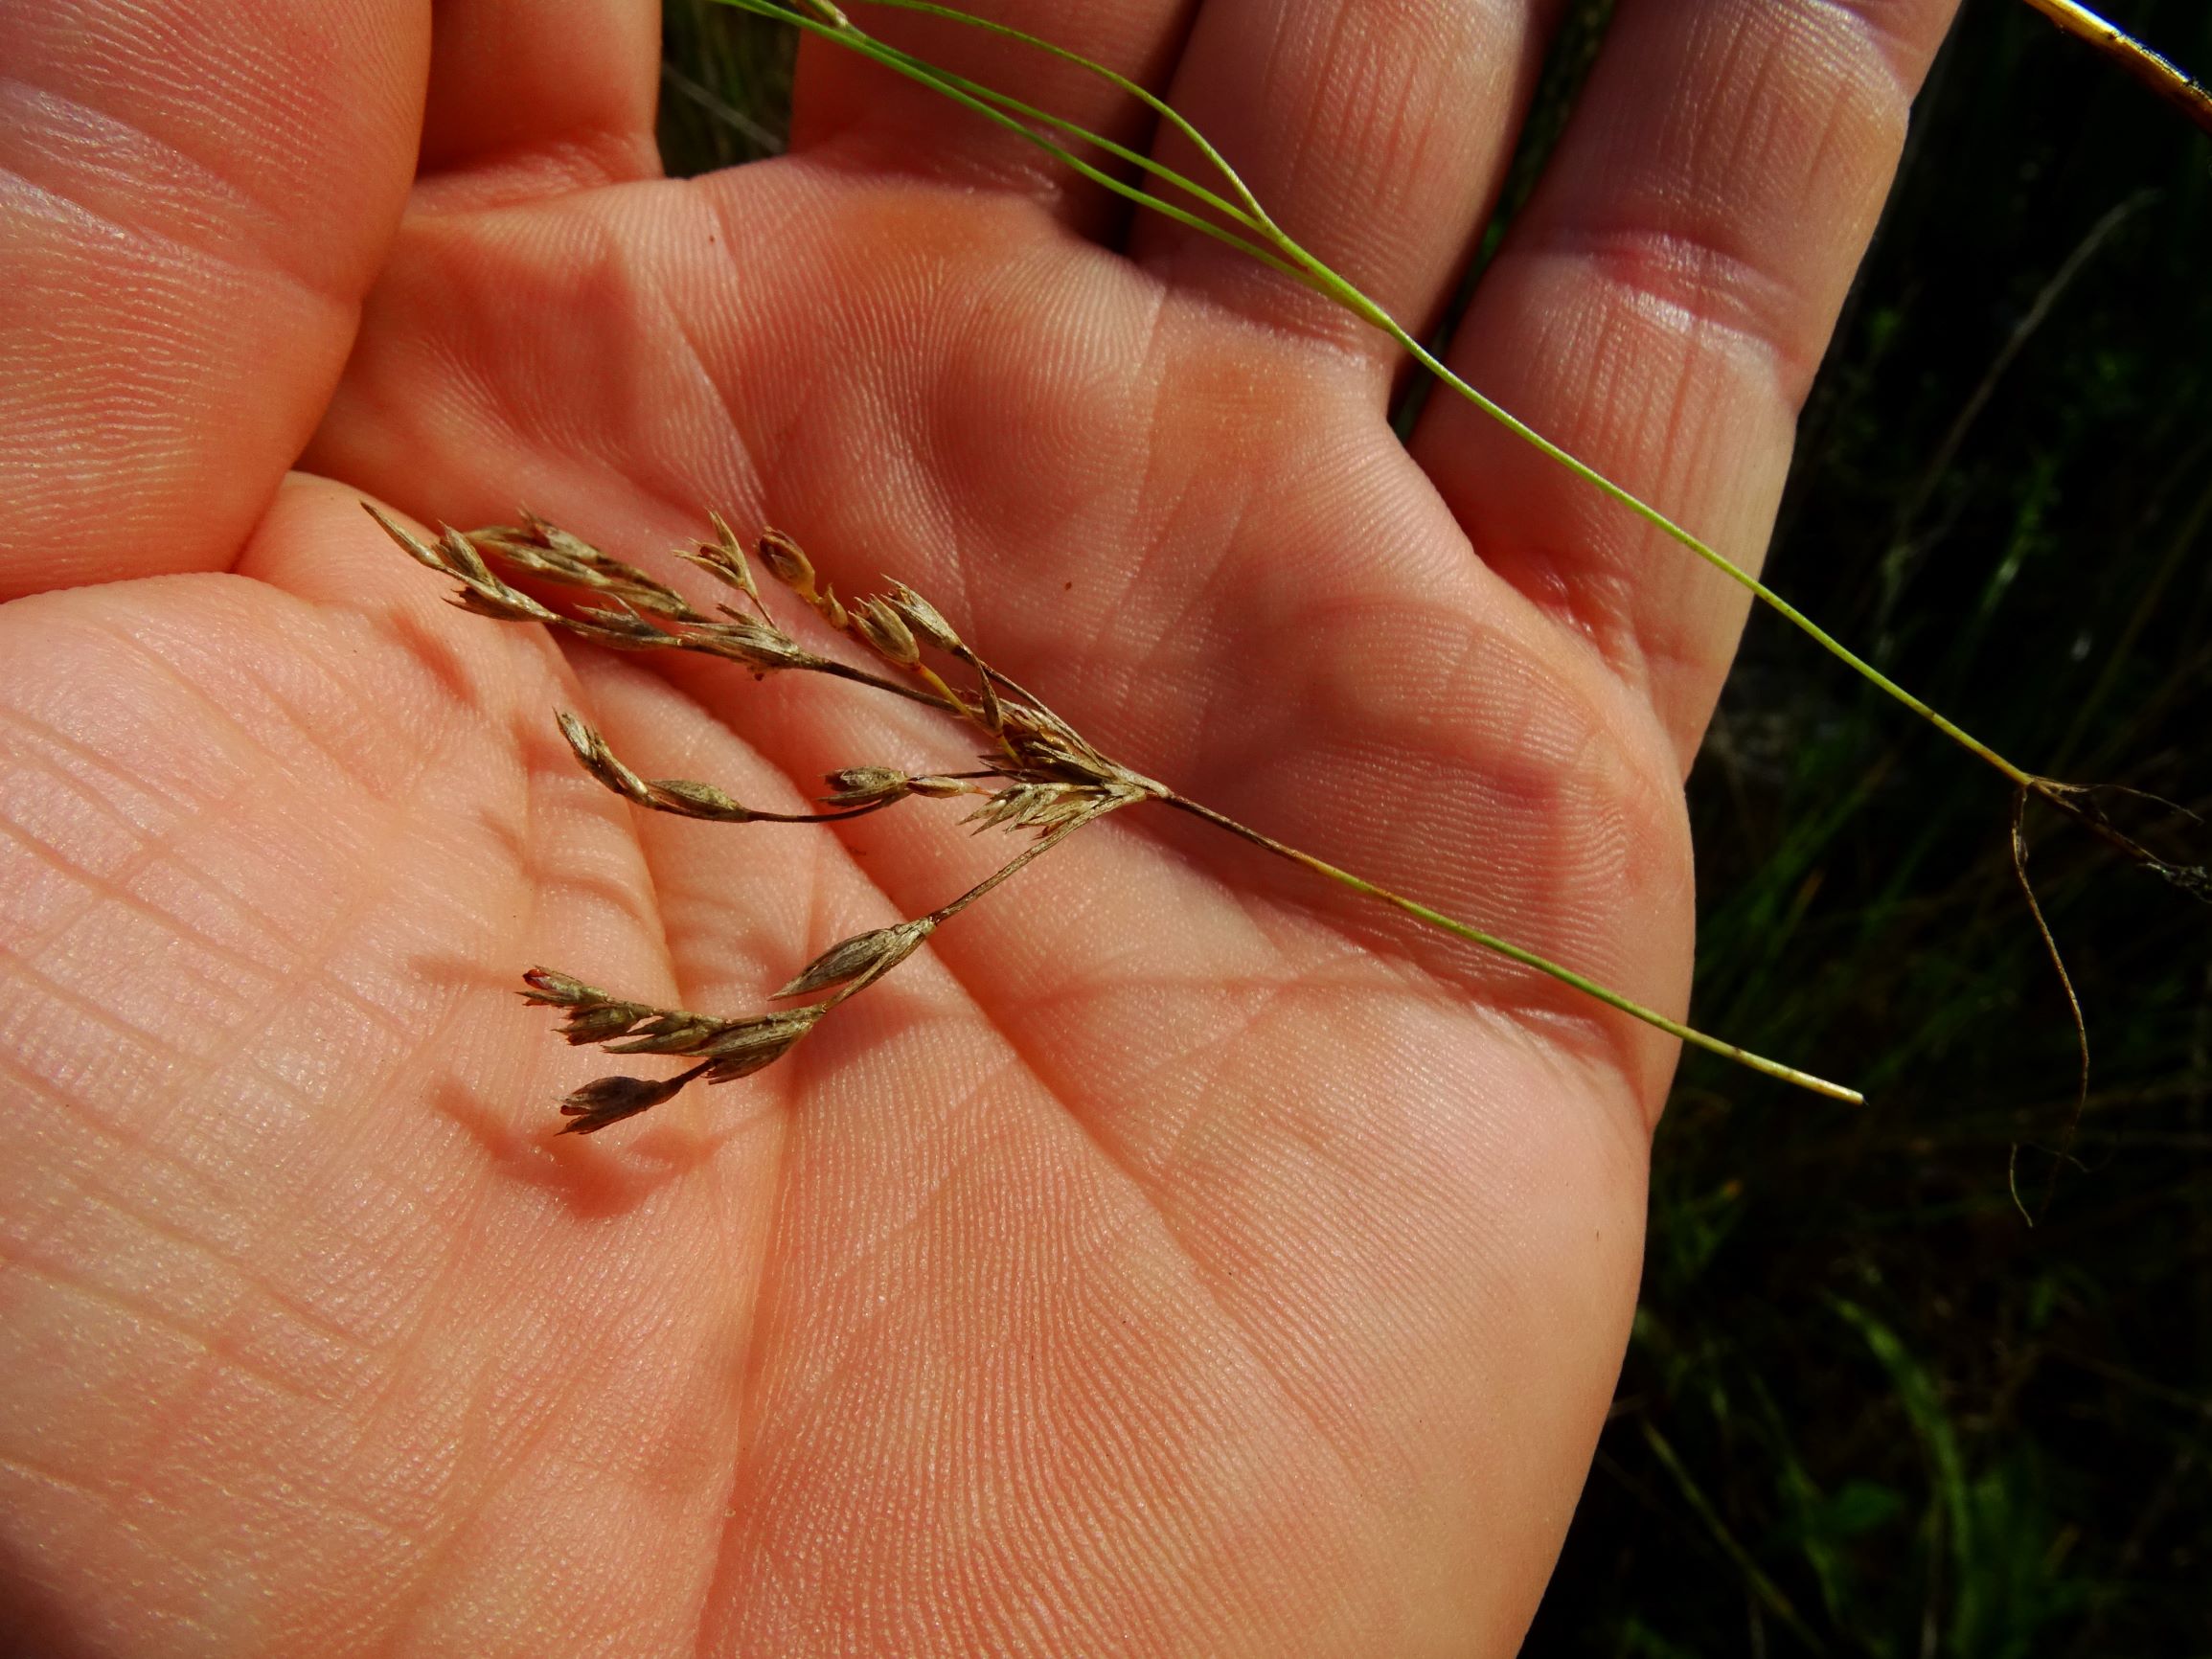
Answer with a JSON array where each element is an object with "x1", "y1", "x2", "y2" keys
[
  {"x1": 380, "y1": 499, "x2": 1858, "y2": 1133},
  {"x1": 883, "y1": 582, "x2": 963, "y2": 654},
  {"x1": 467, "y1": 515, "x2": 693, "y2": 616},
  {"x1": 678, "y1": 511, "x2": 764, "y2": 609},
  {"x1": 775, "y1": 919, "x2": 936, "y2": 999},
  {"x1": 855, "y1": 596, "x2": 921, "y2": 667},
  {"x1": 526, "y1": 969, "x2": 832, "y2": 1132},
  {"x1": 755, "y1": 528, "x2": 814, "y2": 596},
  {"x1": 555, "y1": 712, "x2": 762, "y2": 823},
  {"x1": 558, "y1": 1069, "x2": 707, "y2": 1135},
  {"x1": 821, "y1": 766, "x2": 913, "y2": 807}
]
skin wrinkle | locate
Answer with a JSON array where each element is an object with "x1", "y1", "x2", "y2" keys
[
  {"x1": 713, "y1": 932, "x2": 1383, "y2": 1649},
  {"x1": 1172, "y1": 564, "x2": 1681, "y2": 1020},
  {"x1": 0, "y1": 93, "x2": 361, "y2": 317},
  {"x1": 12, "y1": 1156, "x2": 381, "y2": 1367},
  {"x1": 1801, "y1": 0, "x2": 1922, "y2": 102},
  {"x1": 1522, "y1": 222, "x2": 1804, "y2": 398},
  {"x1": 415, "y1": 128, "x2": 663, "y2": 210},
  {"x1": 16, "y1": 808, "x2": 420, "y2": 1134},
  {"x1": 0, "y1": 1043, "x2": 242, "y2": 1248},
  {"x1": 0, "y1": 1447, "x2": 117, "y2": 1518},
  {"x1": 77, "y1": 597, "x2": 436, "y2": 812},
  {"x1": 0, "y1": 771, "x2": 261, "y2": 981},
  {"x1": 687, "y1": 1124, "x2": 756, "y2": 1658},
  {"x1": 0, "y1": 31, "x2": 396, "y2": 296},
  {"x1": 2, "y1": 1247, "x2": 336, "y2": 1436},
  {"x1": 912, "y1": 914, "x2": 1404, "y2": 1528},
  {"x1": 376, "y1": 1335, "x2": 599, "y2": 1656},
  {"x1": 367, "y1": 1171, "x2": 721, "y2": 1648},
  {"x1": 0, "y1": 626, "x2": 631, "y2": 1635},
  {"x1": 736, "y1": 1167, "x2": 1341, "y2": 1656},
  {"x1": 0, "y1": 77, "x2": 252, "y2": 252},
  {"x1": 1, "y1": 1034, "x2": 426, "y2": 1433}
]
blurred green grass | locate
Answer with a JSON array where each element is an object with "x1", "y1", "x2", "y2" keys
[{"x1": 658, "y1": 0, "x2": 2212, "y2": 1649}]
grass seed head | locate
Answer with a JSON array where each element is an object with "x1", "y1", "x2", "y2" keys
[
  {"x1": 821, "y1": 766, "x2": 913, "y2": 806},
  {"x1": 698, "y1": 1006, "x2": 827, "y2": 1079},
  {"x1": 756, "y1": 528, "x2": 815, "y2": 597},
  {"x1": 557, "y1": 1071, "x2": 703, "y2": 1134},
  {"x1": 775, "y1": 919, "x2": 937, "y2": 999},
  {"x1": 679, "y1": 511, "x2": 764, "y2": 605},
  {"x1": 885, "y1": 582, "x2": 964, "y2": 653},
  {"x1": 855, "y1": 596, "x2": 922, "y2": 666}
]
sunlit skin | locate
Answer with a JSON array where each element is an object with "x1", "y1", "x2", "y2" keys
[{"x1": 0, "y1": 1, "x2": 1957, "y2": 1652}]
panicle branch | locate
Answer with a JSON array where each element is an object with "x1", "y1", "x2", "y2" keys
[{"x1": 375, "y1": 501, "x2": 1863, "y2": 1129}]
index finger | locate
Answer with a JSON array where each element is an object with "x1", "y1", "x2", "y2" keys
[{"x1": 0, "y1": 1, "x2": 426, "y2": 602}]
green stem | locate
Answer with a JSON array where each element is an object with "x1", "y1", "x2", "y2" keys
[
  {"x1": 1164, "y1": 794, "x2": 1863, "y2": 1103},
  {"x1": 719, "y1": 0, "x2": 1301, "y2": 277},
  {"x1": 722, "y1": 0, "x2": 2045, "y2": 794}
]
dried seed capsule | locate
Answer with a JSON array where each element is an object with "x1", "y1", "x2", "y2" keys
[
  {"x1": 774, "y1": 919, "x2": 936, "y2": 1000},
  {"x1": 756, "y1": 529, "x2": 815, "y2": 597},
  {"x1": 557, "y1": 1071, "x2": 698, "y2": 1135},
  {"x1": 699, "y1": 1008, "x2": 826, "y2": 1079},
  {"x1": 557, "y1": 1003, "x2": 654, "y2": 1045},
  {"x1": 556, "y1": 711, "x2": 650, "y2": 805},
  {"x1": 884, "y1": 583, "x2": 963, "y2": 653},
  {"x1": 520, "y1": 966, "x2": 605, "y2": 1007},
  {"x1": 855, "y1": 597, "x2": 920, "y2": 666},
  {"x1": 646, "y1": 778, "x2": 756, "y2": 822},
  {"x1": 821, "y1": 766, "x2": 912, "y2": 807},
  {"x1": 681, "y1": 511, "x2": 764, "y2": 603}
]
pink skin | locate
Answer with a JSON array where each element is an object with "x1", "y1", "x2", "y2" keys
[{"x1": 0, "y1": 0, "x2": 1956, "y2": 1653}]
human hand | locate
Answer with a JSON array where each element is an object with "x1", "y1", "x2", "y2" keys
[{"x1": 0, "y1": 1, "x2": 1956, "y2": 1651}]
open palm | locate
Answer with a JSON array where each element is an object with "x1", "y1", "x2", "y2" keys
[{"x1": 1, "y1": 1, "x2": 1953, "y2": 1652}]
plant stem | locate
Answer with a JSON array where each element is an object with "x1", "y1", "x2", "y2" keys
[
  {"x1": 2014, "y1": 0, "x2": 2212, "y2": 135},
  {"x1": 800, "y1": 654, "x2": 964, "y2": 711},
  {"x1": 1163, "y1": 793, "x2": 1863, "y2": 1102},
  {"x1": 720, "y1": 0, "x2": 2052, "y2": 799},
  {"x1": 929, "y1": 823, "x2": 1080, "y2": 923}
]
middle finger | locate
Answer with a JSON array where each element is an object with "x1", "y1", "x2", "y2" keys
[
  {"x1": 1133, "y1": 0, "x2": 1569, "y2": 378},
  {"x1": 789, "y1": 0, "x2": 1200, "y2": 239}
]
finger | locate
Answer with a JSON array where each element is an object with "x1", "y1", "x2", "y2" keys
[
  {"x1": 0, "y1": 0, "x2": 426, "y2": 603},
  {"x1": 1130, "y1": 0, "x2": 1565, "y2": 374},
  {"x1": 416, "y1": 0, "x2": 663, "y2": 208},
  {"x1": 1409, "y1": 0, "x2": 1960, "y2": 765},
  {"x1": 788, "y1": 0, "x2": 1197, "y2": 239}
]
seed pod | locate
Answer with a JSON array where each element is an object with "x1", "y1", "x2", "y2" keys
[
  {"x1": 821, "y1": 766, "x2": 912, "y2": 807},
  {"x1": 684, "y1": 616, "x2": 817, "y2": 672},
  {"x1": 774, "y1": 919, "x2": 936, "y2": 1000},
  {"x1": 556, "y1": 1002, "x2": 655, "y2": 1045},
  {"x1": 556, "y1": 711, "x2": 650, "y2": 805},
  {"x1": 884, "y1": 582, "x2": 963, "y2": 653},
  {"x1": 756, "y1": 529, "x2": 816, "y2": 598},
  {"x1": 645, "y1": 778, "x2": 756, "y2": 822},
  {"x1": 855, "y1": 597, "x2": 921, "y2": 667},
  {"x1": 681, "y1": 511, "x2": 764, "y2": 604},
  {"x1": 556, "y1": 1072, "x2": 697, "y2": 1135},
  {"x1": 605, "y1": 1011, "x2": 729, "y2": 1055},
  {"x1": 520, "y1": 966, "x2": 605, "y2": 1008},
  {"x1": 569, "y1": 602, "x2": 678, "y2": 650},
  {"x1": 699, "y1": 1007, "x2": 826, "y2": 1080}
]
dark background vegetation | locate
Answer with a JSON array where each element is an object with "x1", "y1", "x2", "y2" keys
[{"x1": 660, "y1": 1, "x2": 2212, "y2": 1650}]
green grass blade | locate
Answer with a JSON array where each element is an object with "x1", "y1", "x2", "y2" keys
[{"x1": 728, "y1": 0, "x2": 2046, "y2": 795}]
